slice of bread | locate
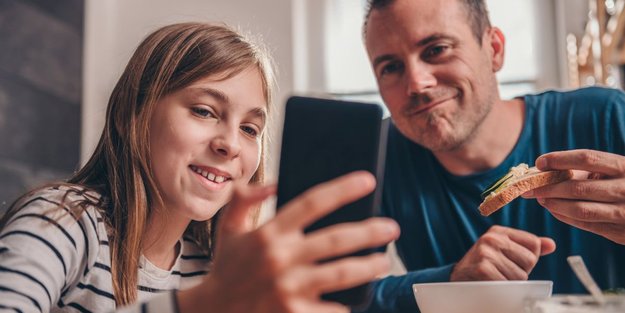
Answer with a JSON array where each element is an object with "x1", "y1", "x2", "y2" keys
[{"x1": 479, "y1": 168, "x2": 574, "y2": 216}]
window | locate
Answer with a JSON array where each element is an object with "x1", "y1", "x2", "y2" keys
[{"x1": 300, "y1": 0, "x2": 558, "y2": 104}]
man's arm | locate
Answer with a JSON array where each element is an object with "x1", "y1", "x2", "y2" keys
[
  {"x1": 355, "y1": 265, "x2": 455, "y2": 313},
  {"x1": 356, "y1": 225, "x2": 556, "y2": 313}
]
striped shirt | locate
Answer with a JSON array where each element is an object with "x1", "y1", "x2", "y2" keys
[{"x1": 0, "y1": 186, "x2": 210, "y2": 313}]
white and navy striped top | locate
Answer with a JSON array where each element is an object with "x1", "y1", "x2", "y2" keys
[{"x1": 0, "y1": 186, "x2": 210, "y2": 313}]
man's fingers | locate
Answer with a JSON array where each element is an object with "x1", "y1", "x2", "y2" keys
[
  {"x1": 523, "y1": 178, "x2": 625, "y2": 202},
  {"x1": 498, "y1": 227, "x2": 555, "y2": 257},
  {"x1": 492, "y1": 253, "x2": 530, "y2": 280},
  {"x1": 536, "y1": 149, "x2": 625, "y2": 177},
  {"x1": 539, "y1": 237, "x2": 556, "y2": 256},
  {"x1": 296, "y1": 218, "x2": 399, "y2": 263},
  {"x1": 536, "y1": 198, "x2": 624, "y2": 223},
  {"x1": 217, "y1": 184, "x2": 275, "y2": 236},
  {"x1": 550, "y1": 212, "x2": 625, "y2": 244},
  {"x1": 272, "y1": 171, "x2": 376, "y2": 231},
  {"x1": 499, "y1": 239, "x2": 540, "y2": 273},
  {"x1": 475, "y1": 262, "x2": 507, "y2": 281},
  {"x1": 490, "y1": 226, "x2": 542, "y2": 257}
]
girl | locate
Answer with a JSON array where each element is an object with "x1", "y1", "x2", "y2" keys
[{"x1": 0, "y1": 22, "x2": 399, "y2": 313}]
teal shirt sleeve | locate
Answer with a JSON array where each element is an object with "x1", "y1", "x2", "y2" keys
[{"x1": 355, "y1": 264, "x2": 455, "y2": 313}]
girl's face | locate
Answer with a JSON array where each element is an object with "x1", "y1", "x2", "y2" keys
[{"x1": 149, "y1": 67, "x2": 267, "y2": 221}]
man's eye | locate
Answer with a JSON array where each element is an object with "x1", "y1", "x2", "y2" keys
[
  {"x1": 241, "y1": 125, "x2": 259, "y2": 137},
  {"x1": 381, "y1": 62, "x2": 404, "y2": 76},
  {"x1": 191, "y1": 107, "x2": 214, "y2": 118},
  {"x1": 424, "y1": 45, "x2": 449, "y2": 58}
]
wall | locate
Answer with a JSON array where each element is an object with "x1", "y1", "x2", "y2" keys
[
  {"x1": 0, "y1": 0, "x2": 83, "y2": 213},
  {"x1": 82, "y1": 0, "x2": 295, "y2": 175}
]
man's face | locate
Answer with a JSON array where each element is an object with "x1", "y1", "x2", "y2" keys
[{"x1": 365, "y1": 0, "x2": 503, "y2": 152}]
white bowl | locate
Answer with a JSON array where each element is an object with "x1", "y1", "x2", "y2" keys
[{"x1": 412, "y1": 281, "x2": 553, "y2": 313}]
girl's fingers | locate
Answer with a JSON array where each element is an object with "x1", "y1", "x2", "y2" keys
[
  {"x1": 297, "y1": 253, "x2": 390, "y2": 294},
  {"x1": 271, "y1": 171, "x2": 376, "y2": 232},
  {"x1": 218, "y1": 184, "x2": 275, "y2": 236},
  {"x1": 296, "y1": 218, "x2": 399, "y2": 263},
  {"x1": 294, "y1": 300, "x2": 350, "y2": 313}
]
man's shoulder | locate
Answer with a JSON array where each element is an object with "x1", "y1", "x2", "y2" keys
[{"x1": 529, "y1": 86, "x2": 625, "y2": 106}]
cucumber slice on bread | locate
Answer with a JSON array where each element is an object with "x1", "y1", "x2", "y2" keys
[{"x1": 479, "y1": 163, "x2": 574, "y2": 216}]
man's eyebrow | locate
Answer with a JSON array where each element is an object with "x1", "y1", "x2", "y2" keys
[
  {"x1": 372, "y1": 54, "x2": 396, "y2": 69},
  {"x1": 416, "y1": 33, "x2": 457, "y2": 47},
  {"x1": 372, "y1": 33, "x2": 458, "y2": 68}
]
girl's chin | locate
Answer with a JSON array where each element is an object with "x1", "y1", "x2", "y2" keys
[{"x1": 181, "y1": 200, "x2": 224, "y2": 222}]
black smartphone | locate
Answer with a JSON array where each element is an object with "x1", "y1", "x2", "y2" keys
[{"x1": 276, "y1": 96, "x2": 389, "y2": 309}]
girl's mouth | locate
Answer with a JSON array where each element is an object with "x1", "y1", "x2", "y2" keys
[{"x1": 189, "y1": 165, "x2": 232, "y2": 186}]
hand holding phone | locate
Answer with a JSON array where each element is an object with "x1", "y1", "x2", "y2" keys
[{"x1": 276, "y1": 96, "x2": 389, "y2": 308}]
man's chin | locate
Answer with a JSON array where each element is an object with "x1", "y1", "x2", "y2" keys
[
  {"x1": 424, "y1": 139, "x2": 465, "y2": 152},
  {"x1": 410, "y1": 129, "x2": 466, "y2": 152}
]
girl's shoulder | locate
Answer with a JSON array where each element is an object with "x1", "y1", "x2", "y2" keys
[
  {"x1": 2, "y1": 183, "x2": 109, "y2": 254},
  {"x1": 0, "y1": 184, "x2": 111, "y2": 312},
  {"x1": 26, "y1": 183, "x2": 104, "y2": 204},
  {"x1": 14, "y1": 183, "x2": 106, "y2": 218}
]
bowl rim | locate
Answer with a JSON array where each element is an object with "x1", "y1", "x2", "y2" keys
[{"x1": 412, "y1": 280, "x2": 553, "y2": 289}]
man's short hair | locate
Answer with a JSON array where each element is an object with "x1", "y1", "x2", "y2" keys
[{"x1": 363, "y1": 0, "x2": 492, "y2": 44}]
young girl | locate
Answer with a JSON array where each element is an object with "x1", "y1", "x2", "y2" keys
[{"x1": 0, "y1": 22, "x2": 399, "y2": 313}]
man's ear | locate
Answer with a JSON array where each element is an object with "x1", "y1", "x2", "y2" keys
[{"x1": 486, "y1": 27, "x2": 505, "y2": 72}]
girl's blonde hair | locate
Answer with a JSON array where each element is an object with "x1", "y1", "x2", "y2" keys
[{"x1": 1, "y1": 22, "x2": 275, "y2": 305}]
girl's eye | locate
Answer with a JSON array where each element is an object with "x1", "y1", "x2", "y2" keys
[
  {"x1": 241, "y1": 125, "x2": 260, "y2": 138},
  {"x1": 191, "y1": 107, "x2": 214, "y2": 118}
]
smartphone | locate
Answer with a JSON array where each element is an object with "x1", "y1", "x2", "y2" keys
[{"x1": 276, "y1": 96, "x2": 389, "y2": 309}]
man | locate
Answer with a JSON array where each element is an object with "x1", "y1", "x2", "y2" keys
[{"x1": 361, "y1": 0, "x2": 625, "y2": 311}]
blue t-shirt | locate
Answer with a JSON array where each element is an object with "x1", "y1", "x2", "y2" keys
[{"x1": 365, "y1": 87, "x2": 625, "y2": 312}]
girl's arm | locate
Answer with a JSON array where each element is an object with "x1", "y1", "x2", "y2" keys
[{"x1": 0, "y1": 189, "x2": 101, "y2": 312}]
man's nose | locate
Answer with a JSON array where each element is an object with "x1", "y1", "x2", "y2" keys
[{"x1": 405, "y1": 63, "x2": 436, "y2": 96}]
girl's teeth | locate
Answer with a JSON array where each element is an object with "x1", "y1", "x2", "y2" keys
[{"x1": 192, "y1": 166, "x2": 228, "y2": 183}]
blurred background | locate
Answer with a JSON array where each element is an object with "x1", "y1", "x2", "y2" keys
[{"x1": 0, "y1": 0, "x2": 623, "y2": 217}]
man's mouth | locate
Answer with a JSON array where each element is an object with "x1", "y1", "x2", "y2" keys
[
  {"x1": 189, "y1": 165, "x2": 232, "y2": 184},
  {"x1": 405, "y1": 94, "x2": 459, "y2": 116}
]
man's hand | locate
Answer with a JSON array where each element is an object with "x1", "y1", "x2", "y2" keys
[
  {"x1": 522, "y1": 149, "x2": 625, "y2": 245},
  {"x1": 450, "y1": 226, "x2": 556, "y2": 281}
]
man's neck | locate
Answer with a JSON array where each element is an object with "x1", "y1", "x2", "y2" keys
[{"x1": 433, "y1": 98, "x2": 525, "y2": 176}]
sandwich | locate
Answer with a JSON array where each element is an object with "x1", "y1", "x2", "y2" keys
[{"x1": 479, "y1": 163, "x2": 574, "y2": 216}]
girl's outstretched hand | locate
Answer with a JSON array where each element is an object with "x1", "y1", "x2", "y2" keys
[{"x1": 178, "y1": 171, "x2": 400, "y2": 313}]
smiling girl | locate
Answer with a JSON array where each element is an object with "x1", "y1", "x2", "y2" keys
[{"x1": 0, "y1": 23, "x2": 399, "y2": 313}]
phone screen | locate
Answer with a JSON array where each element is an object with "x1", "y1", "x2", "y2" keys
[{"x1": 276, "y1": 96, "x2": 388, "y2": 308}]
